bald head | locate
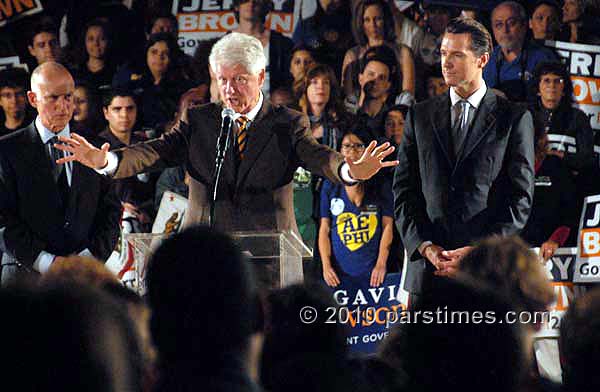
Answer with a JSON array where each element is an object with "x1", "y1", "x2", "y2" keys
[
  {"x1": 28, "y1": 62, "x2": 75, "y2": 132},
  {"x1": 30, "y1": 62, "x2": 73, "y2": 93}
]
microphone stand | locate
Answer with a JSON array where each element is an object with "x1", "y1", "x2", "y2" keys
[{"x1": 210, "y1": 109, "x2": 234, "y2": 227}]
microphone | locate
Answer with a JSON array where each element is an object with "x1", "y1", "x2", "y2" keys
[
  {"x1": 217, "y1": 108, "x2": 235, "y2": 159},
  {"x1": 211, "y1": 107, "x2": 236, "y2": 226}
]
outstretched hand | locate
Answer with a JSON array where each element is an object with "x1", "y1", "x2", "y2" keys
[
  {"x1": 53, "y1": 133, "x2": 110, "y2": 169},
  {"x1": 346, "y1": 141, "x2": 399, "y2": 180}
]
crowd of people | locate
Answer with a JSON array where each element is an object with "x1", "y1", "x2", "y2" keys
[{"x1": 1, "y1": 0, "x2": 600, "y2": 390}]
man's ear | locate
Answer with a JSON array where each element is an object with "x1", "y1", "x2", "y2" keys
[
  {"x1": 103, "y1": 107, "x2": 109, "y2": 120},
  {"x1": 27, "y1": 91, "x2": 37, "y2": 108},
  {"x1": 478, "y1": 52, "x2": 490, "y2": 69},
  {"x1": 257, "y1": 68, "x2": 266, "y2": 88}
]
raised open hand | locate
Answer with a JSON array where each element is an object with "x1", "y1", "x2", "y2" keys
[
  {"x1": 53, "y1": 133, "x2": 110, "y2": 169},
  {"x1": 346, "y1": 141, "x2": 399, "y2": 180}
]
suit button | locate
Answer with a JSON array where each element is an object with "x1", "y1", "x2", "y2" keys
[
  {"x1": 64, "y1": 221, "x2": 70, "y2": 228},
  {"x1": 450, "y1": 186, "x2": 456, "y2": 192}
]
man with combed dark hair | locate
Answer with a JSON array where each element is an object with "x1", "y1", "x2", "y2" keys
[
  {"x1": 146, "y1": 226, "x2": 259, "y2": 391},
  {"x1": 393, "y1": 17, "x2": 534, "y2": 298},
  {"x1": 560, "y1": 288, "x2": 600, "y2": 392}
]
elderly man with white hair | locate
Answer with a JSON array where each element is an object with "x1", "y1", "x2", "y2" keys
[{"x1": 57, "y1": 33, "x2": 398, "y2": 233}]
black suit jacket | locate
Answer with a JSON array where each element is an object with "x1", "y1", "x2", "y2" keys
[
  {"x1": 393, "y1": 89, "x2": 535, "y2": 293},
  {"x1": 111, "y1": 100, "x2": 346, "y2": 232},
  {"x1": 0, "y1": 123, "x2": 121, "y2": 278}
]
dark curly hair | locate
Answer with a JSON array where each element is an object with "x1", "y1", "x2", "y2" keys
[{"x1": 531, "y1": 61, "x2": 574, "y2": 111}]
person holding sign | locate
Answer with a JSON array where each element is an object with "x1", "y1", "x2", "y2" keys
[
  {"x1": 55, "y1": 33, "x2": 398, "y2": 234},
  {"x1": 319, "y1": 129, "x2": 393, "y2": 288},
  {"x1": 529, "y1": 61, "x2": 597, "y2": 237}
]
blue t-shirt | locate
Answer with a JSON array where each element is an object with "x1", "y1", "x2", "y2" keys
[
  {"x1": 483, "y1": 42, "x2": 557, "y2": 100},
  {"x1": 320, "y1": 179, "x2": 393, "y2": 276}
]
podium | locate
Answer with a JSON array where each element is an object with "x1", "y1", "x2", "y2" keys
[{"x1": 123, "y1": 230, "x2": 312, "y2": 295}]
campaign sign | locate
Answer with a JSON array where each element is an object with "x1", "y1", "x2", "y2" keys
[
  {"x1": 329, "y1": 272, "x2": 406, "y2": 355},
  {"x1": 535, "y1": 248, "x2": 586, "y2": 338},
  {"x1": 545, "y1": 40, "x2": 600, "y2": 130},
  {"x1": 0, "y1": 0, "x2": 43, "y2": 27},
  {"x1": 0, "y1": 56, "x2": 28, "y2": 72},
  {"x1": 574, "y1": 195, "x2": 600, "y2": 282},
  {"x1": 172, "y1": 0, "x2": 300, "y2": 55}
]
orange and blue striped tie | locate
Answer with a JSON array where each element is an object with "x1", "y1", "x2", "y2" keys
[{"x1": 236, "y1": 116, "x2": 249, "y2": 159}]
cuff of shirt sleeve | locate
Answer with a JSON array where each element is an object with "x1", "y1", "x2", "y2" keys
[
  {"x1": 95, "y1": 152, "x2": 118, "y2": 176},
  {"x1": 33, "y1": 251, "x2": 56, "y2": 274},
  {"x1": 78, "y1": 248, "x2": 94, "y2": 258},
  {"x1": 339, "y1": 163, "x2": 360, "y2": 185},
  {"x1": 418, "y1": 241, "x2": 433, "y2": 256}
]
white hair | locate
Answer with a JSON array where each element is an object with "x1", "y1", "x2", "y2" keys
[{"x1": 209, "y1": 32, "x2": 266, "y2": 75}]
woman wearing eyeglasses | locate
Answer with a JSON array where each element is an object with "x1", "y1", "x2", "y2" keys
[
  {"x1": 527, "y1": 61, "x2": 595, "y2": 248},
  {"x1": 318, "y1": 129, "x2": 393, "y2": 287},
  {"x1": 529, "y1": 61, "x2": 594, "y2": 174}
]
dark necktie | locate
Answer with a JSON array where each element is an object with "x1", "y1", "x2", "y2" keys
[
  {"x1": 236, "y1": 116, "x2": 249, "y2": 159},
  {"x1": 48, "y1": 136, "x2": 69, "y2": 208},
  {"x1": 48, "y1": 136, "x2": 63, "y2": 181},
  {"x1": 453, "y1": 100, "x2": 470, "y2": 156}
]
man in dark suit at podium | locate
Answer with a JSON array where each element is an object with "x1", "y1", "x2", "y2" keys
[
  {"x1": 393, "y1": 17, "x2": 535, "y2": 297},
  {"x1": 0, "y1": 62, "x2": 120, "y2": 284},
  {"x1": 57, "y1": 32, "x2": 398, "y2": 233}
]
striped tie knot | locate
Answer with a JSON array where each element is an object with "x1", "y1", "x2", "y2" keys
[{"x1": 236, "y1": 116, "x2": 249, "y2": 159}]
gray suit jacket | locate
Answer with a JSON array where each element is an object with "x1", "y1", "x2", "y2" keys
[
  {"x1": 112, "y1": 100, "x2": 346, "y2": 233},
  {"x1": 393, "y1": 89, "x2": 535, "y2": 293}
]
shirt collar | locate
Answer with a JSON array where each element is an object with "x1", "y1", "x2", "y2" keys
[
  {"x1": 233, "y1": 91, "x2": 263, "y2": 122},
  {"x1": 450, "y1": 82, "x2": 487, "y2": 109},
  {"x1": 35, "y1": 116, "x2": 70, "y2": 144}
]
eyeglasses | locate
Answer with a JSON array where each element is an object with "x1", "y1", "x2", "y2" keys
[
  {"x1": 540, "y1": 77, "x2": 565, "y2": 85},
  {"x1": 341, "y1": 143, "x2": 366, "y2": 151}
]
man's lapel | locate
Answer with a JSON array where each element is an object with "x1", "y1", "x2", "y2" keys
[
  {"x1": 24, "y1": 123, "x2": 61, "y2": 195},
  {"x1": 236, "y1": 99, "x2": 277, "y2": 188},
  {"x1": 455, "y1": 89, "x2": 497, "y2": 167},
  {"x1": 430, "y1": 93, "x2": 453, "y2": 166}
]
